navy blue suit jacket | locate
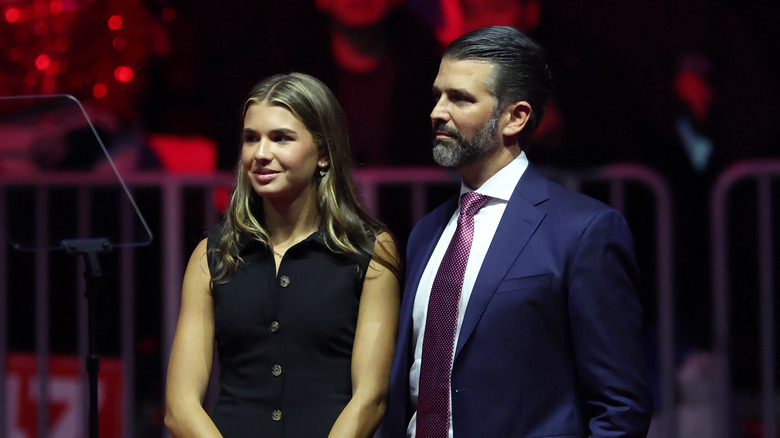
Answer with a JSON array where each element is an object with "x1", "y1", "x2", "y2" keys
[{"x1": 384, "y1": 164, "x2": 653, "y2": 437}]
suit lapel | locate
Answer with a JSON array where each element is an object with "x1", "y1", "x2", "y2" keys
[{"x1": 454, "y1": 164, "x2": 550, "y2": 358}]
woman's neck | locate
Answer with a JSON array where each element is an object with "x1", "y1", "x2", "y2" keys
[{"x1": 262, "y1": 193, "x2": 320, "y2": 250}]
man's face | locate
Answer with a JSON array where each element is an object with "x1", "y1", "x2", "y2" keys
[{"x1": 430, "y1": 59, "x2": 501, "y2": 168}]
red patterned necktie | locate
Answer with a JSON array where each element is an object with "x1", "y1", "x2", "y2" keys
[{"x1": 416, "y1": 192, "x2": 490, "y2": 438}]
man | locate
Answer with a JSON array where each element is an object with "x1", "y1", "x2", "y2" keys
[{"x1": 384, "y1": 26, "x2": 653, "y2": 437}]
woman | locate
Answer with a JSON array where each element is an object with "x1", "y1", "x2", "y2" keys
[{"x1": 164, "y1": 73, "x2": 401, "y2": 438}]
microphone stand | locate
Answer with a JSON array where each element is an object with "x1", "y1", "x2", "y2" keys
[{"x1": 62, "y1": 238, "x2": 113, "y2": 438}]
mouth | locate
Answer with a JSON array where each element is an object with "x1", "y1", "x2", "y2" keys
[
  {"x1": 435, "y1": 131, "x2": 455, "y2": 140},
  {"x1": 251, "y1": 168, "x2": 280, "y2": 183},
  {"x1": 433, "y1": 123, "x2": 459, "y2": 142}
]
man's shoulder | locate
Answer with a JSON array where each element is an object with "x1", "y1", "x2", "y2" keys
[
  {"x1": 514, "y1": 165, "x2": 612, "y2": 213},
  {"x1": 539, "y1": 179, "x2": 635, "y2": 244},
  {"x1": 546, "y1": 178, "x2": 613, "y2": 213},
  {"x1": 517, "y1": 168, "x2": 623, "y2": 229}
]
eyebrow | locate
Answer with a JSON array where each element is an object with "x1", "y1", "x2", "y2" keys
[
  {"x1": 432, "y1": 86, "x2": 477, "y2": 99},
  {"x1": 242, "y1": 127, "x2": 298, "y2": 135}
]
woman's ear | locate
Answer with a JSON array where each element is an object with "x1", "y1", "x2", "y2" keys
[
  {"x1": 318, "y1": 148, "x2": 330, "y2": 168},
  {"x1": 502, "y1": 101, "x2": 532, "y2": 137},
  {"x1": 317, "y1": 145, "x2": 330, "y2": 166}
]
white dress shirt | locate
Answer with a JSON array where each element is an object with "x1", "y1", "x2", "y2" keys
[{"x1": 406, "y1": 152, "x2": 528, "y2": 438}]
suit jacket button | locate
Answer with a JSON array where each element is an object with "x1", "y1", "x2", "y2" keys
[
  {"x1": 279, "y1": 275, "x2": 290, "y2": 287},
  {"x1": 272, "y1": 410, "x2": 282, "y2": 421}
]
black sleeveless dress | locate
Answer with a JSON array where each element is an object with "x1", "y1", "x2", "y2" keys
[{"x1": 206, "y1": 227, "x2": 371, "y2": 438}]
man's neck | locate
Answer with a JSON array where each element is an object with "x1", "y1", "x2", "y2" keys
[{"x1": 459, "y1": 144, "x2": 522, "y2": 190}]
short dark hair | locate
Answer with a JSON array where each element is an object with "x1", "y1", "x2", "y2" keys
[{"x1": 443, "y1": 26, "x2": 552, "y2": 146}]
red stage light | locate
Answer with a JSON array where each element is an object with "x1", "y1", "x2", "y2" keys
[
  {"x1": 114, "y1": 66, "x2": 133, "y2": 83},
  {"x1": 35, "y1": 54, "x2": 51, "y2": 71},
  {"x1": 93, "y1": 83, "x2": 107, "y2": 98},
  {"x1": 108, "y1": 15, "x2": 123, "y2": 30},
  {"x1": 5, "y1": 7, "x2": 20, "y2": 23},
  {"x1": 49, "y1": 0, "x2": 63, "y2": 15}
]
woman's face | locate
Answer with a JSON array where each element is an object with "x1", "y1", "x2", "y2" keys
[{"x1": 241, "y1": 101, "x2": 325, "y2": 204}]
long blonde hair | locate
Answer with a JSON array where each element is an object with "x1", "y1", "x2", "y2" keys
[{"x1": 211, "y1": 73, "x2": 399, "y2": 283}]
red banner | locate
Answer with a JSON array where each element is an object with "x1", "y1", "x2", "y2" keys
[{"x1": 6, "y1": 352, "x2": 123, "y2": 438}]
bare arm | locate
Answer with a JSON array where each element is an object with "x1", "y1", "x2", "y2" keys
[
  {"x1": 329, "y1": 233, "x2": 401, "y2": 438},
  {"x1": 164, "y1": 238, "x2": 223, "y2": 438}
]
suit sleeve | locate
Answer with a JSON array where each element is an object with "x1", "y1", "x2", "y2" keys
[{"x1": 567, "y1": 208, "x2": 654, "y2": 437}]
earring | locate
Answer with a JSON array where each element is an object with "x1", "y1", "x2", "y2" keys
[{"x1": 319, "y1": 163, "x2": 328, "y2": 177}]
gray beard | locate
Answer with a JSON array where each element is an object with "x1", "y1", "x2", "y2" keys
[{"x1": 432, "y1": 112, "x2": 500, "y2": 168}]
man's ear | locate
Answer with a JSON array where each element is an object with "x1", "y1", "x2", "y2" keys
[{"x1": 502, "y1": 101, "x2": 532, "y2": 137}]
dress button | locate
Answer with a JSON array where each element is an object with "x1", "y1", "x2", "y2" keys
[
  {"x1": 270, "y1": 321, "x2": 280, "y2": 333},
  {"x1": 271, "y1": 364, "x2": 282, "y2": 376},
  {"x1": 272, "y1": 410, "x2": 282, "y2": 421},
  {"x1": 279, "y1": 275, "x2": 290, "y2": 288}
]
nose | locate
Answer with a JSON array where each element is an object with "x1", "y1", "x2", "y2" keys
[
  {"x1": 430, "y1": 96, "x2": 449, "y2": 124},
  {"x1": 253, "y1": 137, "x2": 271, "y2": 161}
]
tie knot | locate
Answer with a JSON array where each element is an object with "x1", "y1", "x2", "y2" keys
[{"x1": 459, "y1": 192, "x2": 490, "y2": 218}]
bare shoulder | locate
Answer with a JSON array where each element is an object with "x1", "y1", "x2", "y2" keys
[
  {"x1": 367, "y1": 231, "x2": 400, "y2": 280},
  {"x1": 362, "y1": 231, "x2": 401, "y2": 312},
  {"x1": 184, "y1": 237, "x2": 211, "y2": 286},
  {"x1": 373, "y1": 231, "x2": 398, "y2": 257},
  {"x1": 191, "y1": 236, "x2": 209, "y2": 263},
  {"x1": 192, "y1": 237, "x2": 209, "y2": 256}
]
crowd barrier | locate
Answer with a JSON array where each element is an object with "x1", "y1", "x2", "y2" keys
[
  {"x1": 711, "y1": 160, "x2": 780, "y2": 438},
  {"x1": 1, "y1": 161, "x2": 773, "y2": 437}
]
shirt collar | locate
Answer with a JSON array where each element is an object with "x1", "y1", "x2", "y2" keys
[
  {"x1": 459, "y1": 151, "x2": 528, "y2": 202},
  {"x1": 238, "y1": 229, "x2": 324, "y2": 255}
]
